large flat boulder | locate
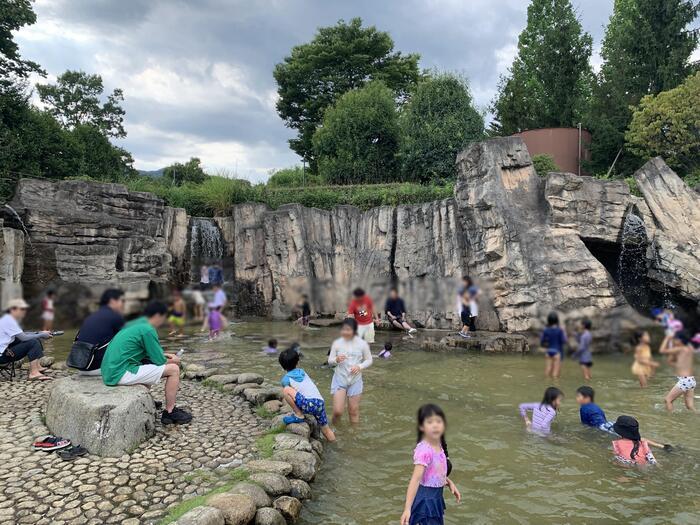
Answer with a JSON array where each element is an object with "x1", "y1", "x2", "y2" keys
[
  {"x1": 421, "y1": 332, "x2": 529, "y2": 353},
  {"x1": 45, "y1": 376, "x2": 156, "y2": 457}
]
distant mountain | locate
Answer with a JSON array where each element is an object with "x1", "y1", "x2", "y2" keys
[{"x1": 138, "y1": 168, "x2": 165, "y2": 178}]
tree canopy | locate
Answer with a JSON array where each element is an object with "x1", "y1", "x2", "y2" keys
[
  {"x1": 399, "y1": 72, "x2": 484, "y2": 183},
  {"x1": 274, "y1": 18, "x2": 420, "y2": 168},
  {"x1": 587, "y1": 0, "x2": 699, "y2": 175},
  {"x1": 0, "y1": 0, "x2": 43, "y2": 83},
  {"x1": 37, "y1": 70, "x2": 127, "y2": 138},
  {"x1": 312, "y1": 81, "x2": 400, "y2": 184},
  {"x1": 491, "y1": 0, "x2": 593, "y2": 135},
  {"x1": 625, "y1": 72, "x2": 700, "y2": 174},
  {"x1": 162, "y1": 157, "x2": 208, "y2": 186}
]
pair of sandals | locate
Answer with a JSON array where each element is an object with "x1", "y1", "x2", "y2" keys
[{"x1": 33, "y1": 435, "x2": 88, "y2": 461}]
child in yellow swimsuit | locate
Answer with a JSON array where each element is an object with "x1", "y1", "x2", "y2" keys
[{"x1": 631, "y1": 331, "x2": 659, "y2": 388}]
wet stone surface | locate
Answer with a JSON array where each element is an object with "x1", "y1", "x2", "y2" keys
[{"x1": 0, "y1": 373, "x2": 267, "y2": 525}]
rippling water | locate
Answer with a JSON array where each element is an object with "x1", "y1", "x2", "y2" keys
[{"x1": 49, "y1": 321, "x2": 700, "y2": 524}]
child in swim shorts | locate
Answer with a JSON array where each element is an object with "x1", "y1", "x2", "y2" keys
[{"x1": 279, "y1": 348, "x2": 335, "y2": 442}]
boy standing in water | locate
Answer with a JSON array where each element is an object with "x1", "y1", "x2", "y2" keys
[
  {"x1": 572, "y1": 320, "x2": 593, "y2": 381},
  {"x1": 660, "y1": 332, "x2": 696, "y2": 412},
  {"x1": 278, "y1": 348, "x2": 336, "y2": 442}
]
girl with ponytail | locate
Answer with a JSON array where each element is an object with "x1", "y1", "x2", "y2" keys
[{"x1": 401, "y1": 404, "x2": 460, "y2": 525}]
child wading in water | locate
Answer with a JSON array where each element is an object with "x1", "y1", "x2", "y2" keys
[
  {"x1": 541, "y1": 312, "x2": 567, "y2": 379},
  {"x1": 631, "y1": 330, "x2": 659, "y2": 388},
  {"x1": 519, "y1": 387, "x2": 563, "y2": 435},
  {"x1": 611, "y1": 416, "x2": 657, "y2": 466},
  {"x1": 401, "y1": 404, "x2": 460, "y2": 525},
  {"x1": 278, "y1": 348, "x2": 336, "y2": 442},
  {"x1": 206, "y1": 306, "x2": 223, "y2": 341},
  {"x1": 572, "y1": 319, "x2": 593, "y2": 381}
]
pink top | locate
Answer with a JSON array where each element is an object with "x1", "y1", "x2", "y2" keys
[
  {"x1": 612, "y1": 439, "x2": 657, "y2": 465},
  {"x1": 413, "y1": 441, "x2": 447, "y2": 488}
]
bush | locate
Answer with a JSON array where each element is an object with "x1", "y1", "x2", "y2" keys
[
  {"x1": 532, "y1": 154, "x2": 559, "y2": 177},
  {"x1": 267, "y1": 166, "x2": 319, "y2": 187}
]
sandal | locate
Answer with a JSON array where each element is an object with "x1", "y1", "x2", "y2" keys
[
  {"x1": 57, "y1": 445, "x2": 88, "y2": 461},
  {"x1": 33, "y1": 435, "x2": 71, "y2": 451}
]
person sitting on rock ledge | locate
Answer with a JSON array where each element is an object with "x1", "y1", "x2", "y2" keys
[
  {"x1": 385, "y1": 287, "x2": 417, "y2": 334},
  {"x1": 72, "y1": 288, "x2": 126, "y2": 376},
  {"x1": 0, "y1": 298, "x2": 53, "y2": 381},
  {"x1": 101, "y1": 301, "x2": 192, "y2": 425}
]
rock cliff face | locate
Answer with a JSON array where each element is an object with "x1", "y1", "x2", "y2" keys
[
  {"x1": 6, "y1": 179, "x2": 188, "y2": 322},
  {"x1": 3, "y1": 141, "x2": 697, "y2": 334},
  {"x1": 0, "y1": 218, "x2": 24, "y2": 308},
  {"x1": 455, "y1": 138, "x2": 635, "y2": 333}
]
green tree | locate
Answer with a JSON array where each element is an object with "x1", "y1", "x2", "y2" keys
[
  {"x1": 0, "y1": 0, "x2": 44, "y2": 83},
  {"x1": 37, "y1": 70, "x2": 126, "y2": 138},
  {"x1": 588, "y1": 0, "x2": 699, "y2": 176},
  {"x1": 274, "y1": 18, "x2": 420, "y2": 168},
  {"x1": 625, "y1": 72, "x2": 700, "y2": 174},
  {"x1": 312, "y1": 81, "x2": 399, "y2": 185},
  {"x1": 162, "y1": 157, "x2": 208, "y2": 186},
  {"x1": 491, "y1": 0, "x2": 593, "y2": 135},
  {"x1": 72, "y1": 124, "x2": 136, "y2": 181},
  {"x1": 399, "y1": 72, "x2": 484, "y2": 183}
]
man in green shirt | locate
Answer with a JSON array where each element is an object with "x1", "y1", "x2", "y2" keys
[{"x1": 101, "y1": 301, "x2": 192, "y2": 425}]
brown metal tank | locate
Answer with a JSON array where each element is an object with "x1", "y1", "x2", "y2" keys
[{"x1": 513, "y1": 127, "x2": 592, "y2": 175}]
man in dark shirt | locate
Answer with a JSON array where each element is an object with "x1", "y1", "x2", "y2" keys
[
  {"x1": 384, "y1": 287, "x2": 416, "y2": 334},
  {"x1": 74, "y1": 288, "x2": 126, "y2": 374}
]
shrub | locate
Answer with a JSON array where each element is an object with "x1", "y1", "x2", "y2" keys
[
  {"x1": 267, "y1": 166, "x2": 319, "y2": 187},
  {"x1": 532, "y1": 154, "x2": 559, "y2": 177}
]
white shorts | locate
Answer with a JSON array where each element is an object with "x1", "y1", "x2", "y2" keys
[
  {"x1": 118, "y1": 364, "x2": 165, "y2": 386},
  {"x1": 41, "y1": 311, "x2": 54, "y2": 321},
  {"x1": 357, "y1": 323, "x2": 375, "y2": 343},
  {"x1": 676, "y1": 376, "x2": 696, "y2": 392},
  {"x1": 330, "y1": 374, "x2": 364, "y2": 397}
]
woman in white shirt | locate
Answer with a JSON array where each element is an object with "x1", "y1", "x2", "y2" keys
[
  {"x1": 327, "y1": 318, "x2": 373, "y2": 425},
  {"x1": 0, "y1": 298, "x2": 53, "y2": 381}
]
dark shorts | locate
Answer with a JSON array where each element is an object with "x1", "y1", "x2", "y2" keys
[
  {"x1": 0, "y1": 339, "x2": 44, "y2": 364},
  {"x1": 460, "y1": 309, "x2": 471, "y2": 326},
  {"x1": 580, "y1": 362, "x2": 593, "y2": 368},
  {"x1": 295, "y1": 392, "x2": 328, "y2": 427}
]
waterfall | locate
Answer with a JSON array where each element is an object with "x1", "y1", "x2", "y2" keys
[
  {"x1": 616, "y1": 212, "x2": 649, "y2": 307},
  {"x1": 190, "y1": 218, "x2": 224, "y2": 261},
  {"x1": 3, "y1": 204, "x2": 31, "y2": 245}
]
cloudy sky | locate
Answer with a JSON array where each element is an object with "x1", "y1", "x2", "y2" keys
[{"x1": 14, "y1": 0, "x2": 695, "y2": 182}]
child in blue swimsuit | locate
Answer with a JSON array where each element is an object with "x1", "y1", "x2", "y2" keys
[{"x1": 541, "y1": 311, "x2": 567, "y2": 379}]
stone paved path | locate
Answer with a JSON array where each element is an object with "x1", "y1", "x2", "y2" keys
[{"x1": 0, "y1": 375, "x2": 267, "y2": 525}]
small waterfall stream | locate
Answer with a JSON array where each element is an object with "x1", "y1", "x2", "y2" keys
[
  {"x1": 189, "y1": 218, "x2": 225, "y2": 282},
  {"x1": 190, "y1": 218, "x2": 224, "y2": 260},
  {"x1": 616, "y1": 212, "x2": 650, "y2": 308}
]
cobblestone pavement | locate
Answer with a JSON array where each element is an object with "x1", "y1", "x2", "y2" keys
[{"x1": 0, "y1": 375, "x2": 267, "y2": 525}]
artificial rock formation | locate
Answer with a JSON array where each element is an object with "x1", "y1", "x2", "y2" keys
[
  {"x1": 45, "y1": 376, "x2": 156, "y2": 457},
  {"x1": 3, "y1": 140, "x2": 697, "y2": 334},
  {"x1": 0, "y1": 218, "x2": 24, "y2": 309},
  {"x1": 6, "y1": 179, "x2": 188, "y2": 322}
]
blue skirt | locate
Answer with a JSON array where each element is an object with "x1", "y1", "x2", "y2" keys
[{"x1": 410, "y1": 485, "x2": 446, "y2": 525}]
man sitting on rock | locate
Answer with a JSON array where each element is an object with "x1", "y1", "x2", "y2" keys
[
  {"x1": 101, "y1": 301, "x2": 192, "y2": 425},
  {"x1": 72, "y1": 288, "x2": 126, "y2": 376},
  {"x1": 0, "y1": 298, "x2": 53, "y2": 381}
]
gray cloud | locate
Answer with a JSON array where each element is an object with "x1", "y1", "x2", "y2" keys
[{"x1": 18, "y1": 0, "x2": 618, "y2": 180}]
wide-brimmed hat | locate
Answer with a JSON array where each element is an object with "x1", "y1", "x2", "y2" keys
[
  {"x1": 613, "y1": 415, "x2": 641, "y2": 441},
  {"x1": 5, "y1": 298, "x2": 29, "y2": 310}
]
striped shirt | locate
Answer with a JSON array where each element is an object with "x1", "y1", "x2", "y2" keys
[{"x1": 519, "y1": 402, "x2": 557, "y2": 434}]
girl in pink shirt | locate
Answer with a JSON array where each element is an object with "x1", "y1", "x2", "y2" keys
[{"x1": 401, "y1": 404, "x2": 460, "y2": 525}]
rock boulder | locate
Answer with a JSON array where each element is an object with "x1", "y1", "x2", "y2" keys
[
  {"x1": 176, "y1": 506, "x2": 224, "y2": 525},
  {"x1": 45, "y1": 376, "x2": 156, "y2": 457}
]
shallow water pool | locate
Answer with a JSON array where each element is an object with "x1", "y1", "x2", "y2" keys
[{"x1": 48, "y1": 321, "x2": 700, "y2": 524}]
